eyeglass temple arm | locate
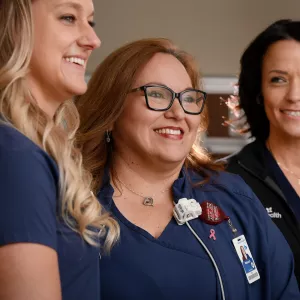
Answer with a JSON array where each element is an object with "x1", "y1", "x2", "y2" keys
[{"x1": 129, "y1": 87, "x2": 143, "y2": 93}]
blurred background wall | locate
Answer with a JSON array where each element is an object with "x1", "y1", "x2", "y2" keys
[{"x1": 86, "y1": 0, "x2": 300, "y2": 157}]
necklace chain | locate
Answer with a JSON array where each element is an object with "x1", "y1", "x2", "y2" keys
[
  {"x1": 115, "y1": 176, "x2": 170, "y2": 207},
  {"x1": 277, "y1": 162, "x2": 300, "y2": 184},
  {"x1": 267, "y1": 141, "x2": 300, "y2": 185}
]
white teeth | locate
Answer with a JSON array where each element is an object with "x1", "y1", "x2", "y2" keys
[
  {"x1": 155, "y1": 129, "x2": 181, "y2": 135},
  {"x1": 283, "y1": 110, "x2": 300, "y2": 117},
  {"x1": 64, "y1": 57, "x2": 85, "y2": 66}
]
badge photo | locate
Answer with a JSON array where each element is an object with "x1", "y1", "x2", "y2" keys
[{"x1": 232, "y1": 235, "x2": 260, "y2": 284}]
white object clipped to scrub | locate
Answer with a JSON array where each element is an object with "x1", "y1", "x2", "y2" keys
[{"x1": 173, "y1": 198, "x2": 202, "y2": 225}]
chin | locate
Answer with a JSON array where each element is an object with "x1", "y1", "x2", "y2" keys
[
  {"x1": 289, "y1": 132, "x2": 300, "y2": 139},
  {"x1": 65, "y1": 81, "x2": 87, "y2": 96},
  {"x1": 281, "y1": 128, "x2": 300, "y2": 139},
  {"x1": 158, "y1": 154, "x2": 186, "y2": 165}
]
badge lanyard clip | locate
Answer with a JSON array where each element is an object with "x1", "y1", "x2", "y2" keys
[{"x1": 227, "y1": 218, "x2": 238, "y2": 237}]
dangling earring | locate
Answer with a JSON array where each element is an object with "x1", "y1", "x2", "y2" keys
[{"x1": 106, "y1": 130, "x2": 111, "y2": 143}]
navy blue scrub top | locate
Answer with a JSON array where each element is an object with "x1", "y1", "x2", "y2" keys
[
  {"x1": 0, "y1": 124, "x2": 101, "y2": 300},
  {"x1": 265, "y1": 148, "x2": 300, "y2": 221},
  {"x1": 98, "y1": 165, "x2": 300, "y2": 300}
]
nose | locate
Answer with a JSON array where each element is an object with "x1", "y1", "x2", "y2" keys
[
  {"x1": 286, "y1": 79, "x2": 300, "y2": 102},
  {"x1": 78, "y1": 24, "x2": 101, "y2": 50},
  {"x1": 164, "y1": 98, "x2": 185, "y2": 120}
]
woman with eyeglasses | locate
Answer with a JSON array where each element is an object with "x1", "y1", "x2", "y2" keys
[{"x1": 76, "y1": 38, "x2": 300, "y2": 299}]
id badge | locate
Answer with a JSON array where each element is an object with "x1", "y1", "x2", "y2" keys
[{"x1": 232, "y1": 235, "x2": 260, "y2": 284}]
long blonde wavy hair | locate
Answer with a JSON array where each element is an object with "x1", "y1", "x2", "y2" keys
[
  {"x1": 77, "y1": 38, "x2": 223, "y2": 193},
  {"x1": 0, "y1": 0, "x2": 119, "y2": 250}
]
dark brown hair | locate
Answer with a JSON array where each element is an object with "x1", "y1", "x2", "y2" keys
[{"x1": 233, "y1": 19, "x2": 300, "y2": 141}]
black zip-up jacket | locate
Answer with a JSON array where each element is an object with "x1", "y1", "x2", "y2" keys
[{"x1": 225, "y1": 140, "x2": 300, "y2": 286}]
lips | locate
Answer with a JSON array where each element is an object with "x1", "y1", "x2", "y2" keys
[
  {"x1": 281, "y1": 110, "x2": 300, "y2": 117},
  {"x1": 154, "y1": 127, "x2": 185, "y2": 140},
  {"x1": 154, "y1": 128, "x2": 182, "y2": 135},
  {"x1": 63, "y1": 55, "x2": 88, "y2": 68}
]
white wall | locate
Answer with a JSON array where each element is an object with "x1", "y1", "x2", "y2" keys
[{"x1": 87, "y1": 0, "x2": 300, "y2": 76}]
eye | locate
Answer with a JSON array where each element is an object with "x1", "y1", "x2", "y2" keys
[
  {"x1": 183, "y1": 96, "x2": 196, "y2": 103},
  {"x1": 147, "y1": 91, "x2": 165, "y2": 98},
  {"x1": 270, "y1": 76, "x2": 286, "y2": 84},
  {"x1": 60, "y1": 15, "x2": 76, "y2": 24},
  {"x1": 88, "y1": 20, "x2": 96, "y2": 28}
]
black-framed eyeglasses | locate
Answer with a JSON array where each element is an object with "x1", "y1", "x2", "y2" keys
[{"x1": 130, "y1": 84, "x2": 207, "y2": 115}]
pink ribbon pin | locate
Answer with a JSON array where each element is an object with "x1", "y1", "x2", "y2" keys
[{"x1": 209, "y1": 229, "x2": 216, "y2": 240}]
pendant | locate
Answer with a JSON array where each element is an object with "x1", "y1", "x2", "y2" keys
[{"x1": 143, "y1": 197, "x2": 154, "y2": 206}]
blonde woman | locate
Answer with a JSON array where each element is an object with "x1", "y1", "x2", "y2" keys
[
  {"x1": 0, "y1": 1, "x2": 118, "y2": 299},
  {"x1": 77, "y1": 39, "x2": 299, "y2": 299}
]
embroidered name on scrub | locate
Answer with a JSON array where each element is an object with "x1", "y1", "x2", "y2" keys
[
  {"x1": 232, "y1": 235, "x2": 260, "y2": 284},
  {"x1": 266, "y1": 207, "x2": 282, "y2": 219}
]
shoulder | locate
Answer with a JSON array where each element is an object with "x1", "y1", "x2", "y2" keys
[
  {"x1": 0, "y1": 123, "x2": 59, "y2": 209},
  {"x1": 0, "y1": 123, "x2": 36, "y2": 150},
  {"x1": 209, "y1": 170, "x2": 255, "y2": 199},
  {"x1": 225, "y1": 139, "x2": 264, "y2": 164},
  {"x1": 0, "y1": 123, "x2": 58, "y2": 177},
  {"x1": 0, "y1": 124, "x2": 59, "y2": 249},
  {"x1": 189, "y1": 168, "x2": 253, "y2": 198},
  {"x1": 188, "y1": 168, "x2": 261, "y2": 213}
]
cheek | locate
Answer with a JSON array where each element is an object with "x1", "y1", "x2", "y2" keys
[
  {"x1": 127, "y1": 103, "x2": 162, "y2": 128},
  {"x1": 114, "y1": 106, "x2": 147, "y2": 136},
  {"x1": 263, "y1": 85, "x2": 286, "y2": 108},
  {"x1": 31, "y1": 32, "x2": 57, "y2": 65},
  {"x1": 263, "y1": 95, "x2": 283, "y2": 124},
  {"x1": 187, "y1": 116, "x2": 202, "y2": 138},
  {"x1": 33, "y1": 21, "x2": 69, "y2": 56},
  {"x1": 29, "y1": 48, "x2": 46, "y2": 75},
  {"x1": 32, "y1": 16, "x2": 53, "y2": 48},
  {"x1": 264, "y1": 94, "x2": 281, "y2": 115}
]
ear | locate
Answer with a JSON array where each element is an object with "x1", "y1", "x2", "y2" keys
[
  {"x1": 105, "y1": 123, "x2": 114, "y2": 132},
  {"x1": 256, "y1": 94, "x2": 263, "y2": 105}
]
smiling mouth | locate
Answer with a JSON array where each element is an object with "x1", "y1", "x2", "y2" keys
[
  {"x1": 281, "y1": 110, "x2": 300, "y2": 117},
  {"x1": 153, "y1": 127, "x2": 186, "y2": 140},
  {"x1": 155, "y1": 128, "x2": 182, "y2": 135},
  {"x1": 63, "y1": 57, "x2": 86, "y2": 67}
]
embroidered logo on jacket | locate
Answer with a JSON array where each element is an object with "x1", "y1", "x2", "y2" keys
[{"x1": 266, "y1": 207, "x2": 282, "y2": 219}]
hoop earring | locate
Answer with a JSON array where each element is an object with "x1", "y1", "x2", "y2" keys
[{"x1": 106, "y1": 130, "x2": 111, "y2": 143}]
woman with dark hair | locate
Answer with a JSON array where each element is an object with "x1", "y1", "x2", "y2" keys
[
  {"x1": 226, "y1": 19, "x2": 300, "y2": 285},
  {"x1": 77, "y1": 38, "x2": 300, "y2": 299}
]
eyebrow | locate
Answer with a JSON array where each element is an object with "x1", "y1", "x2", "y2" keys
[
  {"x1": 268, "y1": 70, "x2": 288, "y2": 75},
  {"x1": 145, "y1": 82, "x2": 194, "y2": 90},
  {"x1": 54, "y1": 1, "x2": 94, "y2": 17}
]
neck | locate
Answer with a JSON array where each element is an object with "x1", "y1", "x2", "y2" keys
[
  {"x1": 267, "y1": 130, "x2": 300, "y2": 172},
  {"x1": 26, "y1": 77, "x2": 64, "y2": 118},
  {"x1": 112, "y1": 151, "x2": 183, "y2": 193}
]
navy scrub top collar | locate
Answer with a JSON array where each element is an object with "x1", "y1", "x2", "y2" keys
[{"x1": 99, "y1": 162, "x2": 197, "y2": 210}]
